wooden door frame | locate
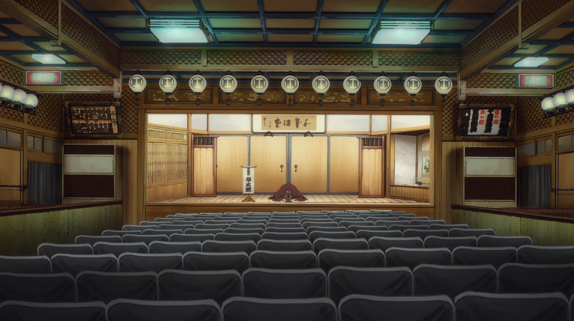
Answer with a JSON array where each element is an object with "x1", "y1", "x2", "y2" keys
[
  {"x1": 192, "y1": 135, "x2": 218, "y2": 197},
  {"x1": 358, "y1": 136, "x2": 385, "y2": 198}
]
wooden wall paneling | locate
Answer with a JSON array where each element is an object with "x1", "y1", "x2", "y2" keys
[
  {"x1": 557, "y1": 152, "x2": 574, "y2": 208},
  {"x1": 137, "y1": 109, "x2": 146, "y2": 224},
  {"x1": 146, "y1": 137, "x2": 188, "y2": 202},
  {"x1": 330, "y1": 136, "x2": 359, "y2": 193},
  {"x1": 217, "y1": 136, "x2": 248, "y2": 192},
  {"x1": 193, "y1": 148, "x2": 215, "y2": 196},
  {"x1": 0, "y1": 148, "x2": 21, "y2": 204},
  {"x1": 389, "y1": 185, "x2": 430, "y2": 201},
  {"x1": 291, "y1": 136, "x2": 328, "y2": 193},
  {"x1": 359, "y1": 136, "x2": 384, "y2": 198},
  {"x1": 249, "y1": 136, "x2": 287, "y2": 192}
]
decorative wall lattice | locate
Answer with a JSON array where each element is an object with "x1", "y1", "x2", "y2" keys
[
  {"x1": 63, "y1": 94, "x2": 115, "y2": 102},
  {"x1": 522, "y1": 0, "x2": 569, "y2": 31},
  {"x1": 0, "y1": 107, "x2": 24, "y2": 123},
  {"x1": 61, "y1": 5, "x2": 120, "y2": 69},
  {"x1": 516, "y1": 97, "x2": 551, "y2": 134},
  {"x1": 28, "y1": 94, "x2": 63, "y2": 132},
  {"x1": 63, "y1": 70, "x2": 114, "y2": 86},
  {"x1": 294, "y1": 50, "x2": 371, "y2": 66},
  {"x1": 442, "y1": 89, "x2": 459, "y2": 137},
  {"x1": 120, "y1": 89, "x2": 138, "y2": 135},
  {"x1": 556, "y1": 110, "x2": 574, "y2": 126},
  {"x1": 122, "y1": 49, "x2": 202, "y2": 66},
  {"x1": 461, "y1": 7, "x2": 519, "y2": 70},
  {"x1": 0, "y1": 60, "x2": 25, "y2": 87},
  {"x1": 555, "y1": 65, "x2": 574, "y2": 90},
  {"x1": 378, "y1": 51, "x2": 459, "y2": 67},
  {"x1": 208, "y1": 50, "x2": 286, "y2": 65},
  {"x1": 466, "y1": 73, "x2": 517, "y2": 89},
  {"x1": 14, "y1": 0, "x2": 58, "y2": 28}
]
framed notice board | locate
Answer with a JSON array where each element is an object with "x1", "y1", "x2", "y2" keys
[
  {"x1": 65, "y1": 101, "x2": 122, "y2": 136},
  {"x1": 457, "y1": 103, "x2": 514, "y2": 139}
]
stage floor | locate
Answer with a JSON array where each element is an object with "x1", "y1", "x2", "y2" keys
[{"x1": 159, "y1": 194, "x2": 427, "y2": 204}]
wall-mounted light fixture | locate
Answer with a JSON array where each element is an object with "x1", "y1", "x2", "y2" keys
[
  {"x1": 251, "y1": 72, "x2": 269, "y2": 106},
  {"x1": 189, "y1": 72, "x2": 207, "y2": 105},
  {"x1": 312, "y1": 72, "x2": 330, "y2": 106},
  {"x1": 404, "y1": 72, "x2": 422, "y2": 106},
  {"x1": 128, "y1": 72, "x2": 147, "y2": 105},
  {"x1": 343, "y1": 72, "x2": 361, "y2": 106},
  {"x1": 0, "y1": 82, "x2": 38, "y2": 114},
  {"x1": 220, "y1": 72, "x2": 237, "y2": 106},
  {"x1": 159, "y1": 72, "x2": 178, "y2": 105},
  {"x1": 281, "y1": 72, "x2": 299, "y2": 106},
  {"x1": 374, "y1": 72, "x2": 392, "y2": 106},
  {"x1": 435, "y1": 73, "x2": 453, "y2": 107}
]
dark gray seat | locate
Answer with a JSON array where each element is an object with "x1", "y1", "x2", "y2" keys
[
  {"x1": 183, "y1": 252, "x2": 250, "y2": 273},
  {"x1": 429, "y1": 224, "x2": 469, "y2": 230},
  {"x1": 202, "y1": 240, "x2": 257, "y2": 254},
  {"x1": 170, "y1": 233, "x2": 214, "y2": 242},
  {"x1": 499, "y1": 263, "x2": 574, "y2": 296},
  {"x1": 318, "y1": 249, "x2": 385, "y2": 272},
  {"x1": 122, "y1": 234, "x2": 168, "y2": 245},
  {"x1": 0, "y1": 272, "x2": 75, "y2": 303},
  {"x1": 230, "y1": 223, "x2": 266, "y2": 230},
  {"x1": 369, "y1": 237, "x2": 423, "y2": 251},
  {"x1": 339, "y1": 294, "x2": 454, "y2": 321},
  {"x1": 158, "y1": 270, "x2": 241, "y2": 304},
  {"x1": 328, "y1": 267, "x2": 412, "y2": 305},
  {"x1": 222, "y1": 297, "x2": 337, "y2": 321},
  {"x1": 257, "y1": 239, "x2": 313, "y2": 252},
  {"x1": 0, "y1": 256, "x2": 51, "y2": 274},
  {"x1": 224, "y1": 227, "x2": 265, "y2": 235},
  {"x1": 338, "y1": 221, "x2": 374, "y2": 228},
  {"x1": 118, "y1": 253, "x2": 183, "y2": 272},
  {"x1": 455, "y1": 292, "x2": 569, "y2": 321},
  {"x1": 385, "y1": 248, "x2": 452, "y2": 269},
  {"x1": 414, "y1": 264, "x2": 497, "y2": 299},
  {"x1": 452, "y1": 246, "x2": 516, "y2": 269},
  {"x1": 303, "y1": 222, "x2": 339, "y2": 229},
  {"x1": 186, "y1": 228, "x2": 225, "y2": 235},
  {"x1": 102, "y1": 230, "x2": 142, "y2": 237},
  {"x1": 215, "y1": 232, "x2": 261, "y2": 243},
  {"x1": 37, "y1": 243, "x2": 93, "y2": 257},
  {"x1": 243, "y1": 268, "x2": 327, "y2": 299},
  {"x1": 195, "y1": 224, "x2": 230, "y2": 230},
  {"x1": 139, "y1": 221, "x2": 163, "y2": 226},
  {"x1": 265, "y1": 227, "x2": 306, "y2": 233},
  {"x1": 309, "y1": 231, "x2": 355, "y2": 242},
  {"x1": 0, "y1": 301, "x2": 106, "y2": 321},
  {"x1": 76, "y1": 271, "x2": 157, "y2": 303},
  {"x1": 148, "y1": 241, "x2": 201, "y2": 254},
  {"x1": 347, "y1": 225, "x2": 387, "y2": 233},
  {"x1": 159, "y1": 224, "x2": 195, "y2": 230},
  {"x1": 144, "y1": 229, "x2": 182, "y2": 236},
  {"x1": 424, "y1": 236, "x2": 477, "y2": 250},
  {"x1": 517, "y1": 245, "x2": 574, "y2": 264},
  {"x1": 375, "y1": 220, "x2": 410, "y2": 227},
  {"x1": 410, "y1": 220, "x2": 446, "y2": 226},
  {"x1": 93, "y1": 242, "x2": 148, "y2": 256},
  {"x1": 266, "y1": 223, "x2": 302, "y2": 229},
  {"x1": 449, "y1": 228, "x2": 495, "y2": 237},
  {"x1": 403, "y1": 229, "x2": 449, "y2": 238},
  {"x1": 250, "y1": 250, "x2": 318, "y2": 269},
  {"x1": 124, "y1": 225, "x2": 155, "y2": 232},
  {"x1": 75, "y1": 235, "x2": 122, "y2": 245},
  {"x1": 313, "y1": 238, "x2": 368, "y2": 252},
  {"x1": 306, "y1": 226, "x2": 348, "y2": 234},
  {"x1": 356, "y1": 230, "x2": 402, "y2": 240},
  {"x1": 261, "y1": 232, "x2": 309, "y2": 241},
  {"x1": 51, "y1": 254, "x2": 117, "y2": 276},
  {"x1": 477, "y1": 236, "x2": 533, "y2": 248},
  {"x1": 106, "y1": 299, "x2": 221, "y2": 321},
  {"x1": 390, "y1": 225, "x2": 429, "y2": 231}
]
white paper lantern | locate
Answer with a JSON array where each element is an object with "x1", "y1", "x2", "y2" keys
[
  {"x1": 312, "y1": 75, "x2": 330, "y2": 94},
  {"x1": 374, "y1": 76, "x2": 392, "y2": 95},
  {"x1": 343, "y1": 75, "x2": 361, "y2": 94},
  {"x1": 189, "y1": 74, "x2": 207, "y2": 94},
  {"x1": 0, "y1": 85, "x2": 15, "y2": 102},
  {"x1": 553, "y1": 92, "x2": 568, "y2": 109},
  {"x1": 159, "y1": 74, "x2": 177, "y2": 94},
  {"x1": 404, "y1": 76, "x2": 422, "y2": 95},
  {"x1": 251, "y1": 75, "x2": 269, "y2": 94},
  {"x1": 435, "y1": 76, "x2": 453, "y2": 95},
  {"x1": 128, "y1": 74, "x2": 147, "y2": 93},
  {"x1": 541, "y1": 97, "x2": 555, "y2": 112},
  {"x1": 566, "y1": 88, "x2": 574, "y2": 106},
  {"x1": 219, "y1": 75, "x2": 237, "y2": 94},
  {"x1": 12, "y1": 89, "x2": 27, "y2": 105},
  {"x1": 281, "y1": 75, "x2": 299, "y2": 94},
  {"x1": 24, "y1": 93, "x2": 38, "y2": 109}
]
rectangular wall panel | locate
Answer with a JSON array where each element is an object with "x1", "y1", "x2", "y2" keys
[
  {"x1": 330, "y1": 137, "x2": 359, "y2": 193},
  {"x1": 217, "y1": 136, "x2": 248, "y2": 192}
]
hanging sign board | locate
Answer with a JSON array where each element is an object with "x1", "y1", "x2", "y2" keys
[
  {"x1": 517, "y1": 74, "x2": 554, "y2": 89},
  {"x1": 242, "y1": 166, "x2": 255, "y2": 194},
  {"x1": 252, "y1": 114, "x2": 326, "y2": 133},
  {"x1": 26, "y1": 71, "x2": 62, "y2": 85}
]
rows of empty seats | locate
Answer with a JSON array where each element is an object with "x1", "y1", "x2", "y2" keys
[{"x1": 1, "y1": 292, "x2": 573, "y2": 321}]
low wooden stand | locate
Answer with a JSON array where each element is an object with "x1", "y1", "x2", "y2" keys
[{"x1": 241, "y1": 195, "x2": 256, "y2": 202}]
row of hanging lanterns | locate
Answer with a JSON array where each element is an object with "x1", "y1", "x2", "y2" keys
[
  {"x1": 541, "y1": 89, "x2": 574, "y2": 115},
  {"x1": 0, "y1": 83, "x2": 39, "y2": 114},
  {"x1": 129, "y1": 71, "x2": 454, "y2": 106}
]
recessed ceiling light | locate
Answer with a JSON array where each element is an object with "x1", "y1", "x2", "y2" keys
[
  {"x1": 372, "y1": 21, "x2": 431, "y2": 45},
  {"x1": 150, "y1": 19, "x2": 209, "y2": 43},
  {"x1": 31, "y1": 54, "x2": 66, "y2": 64},
  {"x1": 514, "y1": 57, "x2": 549, "y2": 68}
]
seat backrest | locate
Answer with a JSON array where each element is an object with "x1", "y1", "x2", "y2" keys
[
  {"x1": 413, "y1": 264, "x2": 497, "y2": 299},
  {"x1": 148, "y1": 241, "x2": 201, "y2": 254},
  {"x1": 318, "y1": 249, "x2": 386, "y2": 272},
  {"x1": 428, "y1": 224, "x2": 469, "y2": 230},
  {"x1": 303, "y1": 222, "x2": 339, "y2": 229},
  {"x1": 261, "y1": 232, "x2": 309, "y2": 241},
  {"x1": 75, "y1": 235, "x2": 122, "y2": 245},
  {"x1": 118, "y1": 253, "x2": 183, "y2": 273},
  {"x1": 455, "y1": 292, "x2": 569, "y2": 321},
  {"x1": 243, "y1": 268, "x2": 327, "y2": 299},
  {"x1": 339, "y1": 294, "x2": 454, "y2": 321},
  {"x1": 385, "y1": 248, "x2": 452, "y2": 269},
  {"x1": 328, "y1": 267, "x2": 412, "y2": 305},
  {"x1": 186, "y1": 228, "x2": 225, "y2": 235},
  {"x1": 195, "y1": 224, "x2": 230, "y2": 230},
  {"x1": 452, "y1": 246, "x2": 516, "y2": 269},
  {"x1": 93, "y1": 242, "x2": 148, "y2": 256},
  {"x1": 124, "y1": 225, "x2": 155, "y2": 232},
  {"x1": 0, "y1": 256, "x2": 51, "y2": 274},
  {"x1": 424, "y1": 236, "x2": 477, "y2": 250},
  {"x1": 389, "y1": 224, "x2": 428, "y2": 231},
  {"x1": 158, "y1": 270, "x2": 241, "y2": 304},
  {"x1": 313, "y1": 238, "x2": 369, "y2": 252},
  {"x1": 517, "y1": 245, "x2": 574, "y2": 264},
  {"x1": 0, "y1": 301, "x2": 106, "y2": 321},
  {"x1": 403, "y1": 229, "x2": 449, "y2": 238},
  {"x1": 169, "y1": 233, "x2": 214, "y2": 243},
  {"x1": 449, "y1": 228, "x2": 496, "y2": 237},
  {"x1": 215, "y1": 232, "x2": 261, "y2": 243},
  {"x1": 51, "y1": 254, "x2": 118, "y2": 276},
  {"x1": 257, "y1": 239, "x2": 313, "y2": 252},
  {"x1": 306, "y1": 226, "x2": 348, "y2": 234},
  {"x1": 230, "y1": 223, "x2": 267, "y2": 230},
  {"x1": 224, "y1": 227, "x2": 265, "y2": 235},
  {"x1": 338, "y1": 221, "x2": 374, "y2": 228},
  {"x1": 102, "y1": 230, "x2": 142, "y2": 237},
  {"x1": 368, "y1": 237, "x2": 423, "y2": 251},
  {"x1": 347, "y1": 225, "x2": 387, "y2": 233},
  {"x1": 143, "y1": 229, "x2": 183, "y2": 236},
  {"x1": 356, "y1": 230, "x2": 402, "y2": 240},
  {"x1": 477, "y1": 236, "x2": 533, "y2": 248},
  {"x1": 160, "y1": 224, "x2": 195, "y2": 230},
  {"x1": 266, "y1": 223, "x2": 302, "y2": 229},
  {"x1": 375, "y1": 220, "x2": 410, "y2": 227},
  {"x1": 122, "y1": 234, "x2": 169, "y2": 245},
  {"x1": 250, "y1": 250, "x2": 318, "y2": 269},
  {"x1": 309, "y1": 231, "x2": 355, "y2": 242},
  {"x1": 499, "y1": 263, "x2": 574, "y2": 297},
  {"x1": 0, "y1": 272, "x2": 75, "y2": 303},
  {"x1": 76, "y1": 271, "x2": 157, "y2": 303},
  {"x1": 106, "y1": 299, "x2": 221, "y2": 321},
  {"x1": 37, "y1": 243, "x2": 93, "y2": 257},
  {"x1": 222, "y1": 297, "x2": 337, "y2": 321},
  {"x1": 183, "y1": 252, "x2": 250, "y2": 273},
  {"x1": 410, "y1": 220, "x2": 446, "y2": 226},
  {"x1": 202, "y1": 240, "x2": 257, "y2": 254}
]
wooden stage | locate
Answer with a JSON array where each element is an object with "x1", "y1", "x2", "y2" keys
[{"x1": 159, "y1": 195, "x2": 426, "y2": 204}]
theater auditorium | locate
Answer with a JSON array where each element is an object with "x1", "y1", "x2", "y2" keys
[{"x1": 1, "y1": 0, "x2": 574, "y2": 320}]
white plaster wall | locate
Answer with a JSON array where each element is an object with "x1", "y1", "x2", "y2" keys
[{"x1": 394, "y1": 135, "x2": 417, "y2": 185}]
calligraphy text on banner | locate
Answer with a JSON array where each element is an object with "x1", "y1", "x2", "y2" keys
[
  {"x1": 261, "y1": 115, "x2": 317, "y2": 131},
  {"x1": 517, "y1": 74, "x2": 554, "y2": 89},
  {"x1": 26, "y1": 71, "x2": 62, "y2": 85}
]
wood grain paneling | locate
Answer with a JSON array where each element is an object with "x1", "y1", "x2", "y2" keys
[
  {"x1": 64, "y1": 139, "x2": 138, "y2": 225},
  {"x1": 330, "y1": 137, "x2": 359, "y2": 193},
  {"x1": 0, "y1": 203, "x2": 122, "y2": 255},
  {"x1": 193, "y1": 147, "x2": 215, "y2": 195},
  {"x1": 217, "y1": 136, "x2": 248, "y2": 192},
  {"x1": 0, "y1": 148, "x2": 21, "y2": 203},
  {"x1": 361, "y1": 149, "x2": 383, "y2": 197},
  {"x1": 292, "y1": 136, "x2": 328, "y2": 193},
  {"x1": 557, "y1": 152, "x2": 574, "y2": 208},
  {"x1": 390, "y1": 185, "x2": 430, "y2": 201},
  {"x1": 147, "y1": 141, "x2": 188, "y2": 202},
  {"x1": 250, "y1": 136, "x2": 286, "y2": 192}
]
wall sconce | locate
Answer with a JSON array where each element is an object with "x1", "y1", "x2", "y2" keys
[
  {"x1": 374, "y1": 73, "x2": 392, "y2": 106},
  {"x1": 343, "y1": 72, "x2": 361, "y2": 106},
  {"x1": 281, "y1": 72, "x2": 299, "y2": 106},
  {"x1": 404, "y1": 72, "x2": 422, "y2": 106},
  {"x1": 159, "y1": 72, "x2": 177, "y2": 105},
  {"x1": 189, "y1": 72, "x2": 207, "y2": 105},
  {"x1": 435, "y1": 73, "x2": 453, "y2": 107},
  {"x1": 220, "y1": 71, "x2": 237, "y2": 106},
  {"x1": 312, "y1": 72, "x2": 330, "y2": 106},
  {"x1": 128, "y1": 72, "x2": 147, "y2": 105},
  {"x1": 0, "y1": 83, "x2": 38, "y2": 115},
  {"x1": 251, "y1": 72, "x2": 269, "y2": 106}
]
